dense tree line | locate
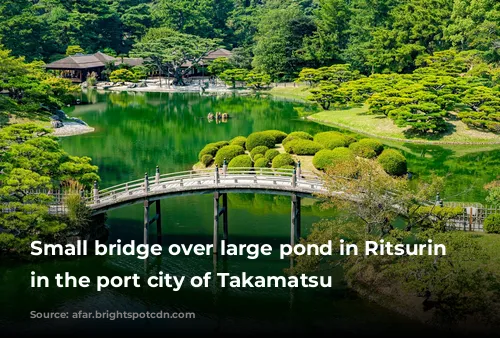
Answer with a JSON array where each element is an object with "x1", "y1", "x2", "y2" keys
[{"x1": 1, "y1": 0, "x2": 498, "y2": 80}]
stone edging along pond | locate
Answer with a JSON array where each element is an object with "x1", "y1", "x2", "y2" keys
[{"x1": 307, "y1": 116, "x2": 500, "y2": 146}]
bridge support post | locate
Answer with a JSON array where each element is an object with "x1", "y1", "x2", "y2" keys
[
  {"x1": 214, "y1": 192, "x2": 220, "y2": 254},
  {"x1": 291, "y1": 194, "x2": 301, "y2": 246},
  {"x1": 213, "y1": 192, "x2": 229, "y2": 254},
  {"x1": 156, "y1": 200, "x2": 162, "y2": 245},
  {"x1": 222, "y1": 193, "x2": 228, "y2": 241},
  {"x1": 93, "y1": 181, "x2": 99, "y2": 204},
  {"x1": 144, "y1": 200, "x2": 150, "y2": 245},
  {"x1": 297, "y1": 160, "x2": 301, "y2": 178}
]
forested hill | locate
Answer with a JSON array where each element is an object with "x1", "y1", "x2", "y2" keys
[{"x1": 0, "y1": 0, "x2": 498, "y2": 80}]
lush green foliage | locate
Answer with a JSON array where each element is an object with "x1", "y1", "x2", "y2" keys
[
  {"x1": 264, "y1": 149, "x2": 280, "y2": 162},
  {"x1": 484, "y1": 214, "x2": 500, "y2": 234},
  {"x1": 282, "y1": 131, "x2": 313, "y2": 145},
  {"x1": 253, "y1": 154, "x2": 264, "y2": 161},
  {"x1": 272, "y1": 153, "x2": 295, "y2": 168},
  {"x1": 260, "y1": 130, "x2": 288, "y2": 144},
  {"x1": 349, "y1": 138, "x2": 384, "y2": 159},
  {"x1": 313, "y1": 131, "x2": 354, "y2": 150},
  {"x1": 250, "y1": 146, "x2": 269, "y2": 159},
  {"x1": 312, "y1": 147, "x2": 354, "y2": 170},
  {"x1": 207, "y1": 57, "x2": 233, "y2": 76},
  {"x1": 214, "y1": 144, "x2": 245, "y2": 166},
  {"x1": 0, "y1": 124, "x2": 100, "y2": 253},
  {"x1": 245, "y1": 132, "x2": 275, "y2": 151},
  {"x1": 377, "y1": 149, "x2": 408, "y2": 176},
  {"x1": 254, "y1": 157, "x2": 269, "y2": 168},
  {"x1": 229, "y1": 136, "x2": 247, "y2": 147},
  {"x1": 284, "y1": 139, "x2": 323, "y2": 155},
  {"x1": 66, "y1": 45, "x2": 85, "y2": 56},
  {"x1": 219, "y1": 68, "x2": 248, "y2": 88},
  {"x1": 245, "y1": 71, "x2": 271, "y2": 89},
  {"x1": 109, "y1": 69, "x2": 138, "y2": 83},
  {"x1": 200, "y1": 154, "x2": 214, "y2": 167},
  {"x1": 228, "y1": 154, "x2": 253, "y2": 168},
  {"x1": 198, "y1": 145, "x2": 218, "y2": 161}
]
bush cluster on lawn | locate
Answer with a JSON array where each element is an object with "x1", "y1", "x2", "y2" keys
[
  {"x1": 282, "y1": 131, "x2": 313, "y2": 145},
  {"x1": 260, "y1": 130, "x2": 287, "y2": 143},
  {"x1": 214, "y1": 145, "x2": 245, "y2": 166},
  {"x1": 313, "y1": 148, "x2": 354, "y2": 170},
  {"x1": 250, "y1": 146, "x2": 269, "y2": 159},
  {"x1": 245, "y1": 132, "x2": 276, "y2": 151},
  {"x1": 349, "y1": 138, "x2": 384, "y2": 158},
  {"x1": 253, "y1": 153, "x2": 264, "y2": 160},
  {"x1": 313, "y1": 131, "x2": 354, "y2": 149},
  {"x1": 228, "y1": 155, "x2": 253, "y2": 168},
  {"x1": 230, "y1": 136, "x2": 247, "y2": 147},
  {"x1": 198, "y1": 141, "x2": 229, "y2": 161},
  {"x1": 265, "y1": 149, "x2": 280, "y2": 162},
  {"x1": 272, "y1": 153, "x2": 295, "y2": 168},
  {"x1": 254, "y1": 157, "x2": 269, "y2": 168},
  {"x1": 200, "y1": 154, "x2": 213, "y2": 166},
  {"x1": 484, "y1": 214, "x2": 500, "y2": 234},
  {"x1": 377, "y1": 149, "x2": 407, "y2": 176},
  {"x1": 284, "y1": 139, "x2": 324, "y2": 155}
]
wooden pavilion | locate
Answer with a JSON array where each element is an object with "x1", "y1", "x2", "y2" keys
[{"x1": 45, "y1": 52, "x2": 118, "y2": 83}]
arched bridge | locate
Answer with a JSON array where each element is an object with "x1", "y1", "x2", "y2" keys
[{"x1": 69, "y1": 165, "x2": 327, "y2": 252}]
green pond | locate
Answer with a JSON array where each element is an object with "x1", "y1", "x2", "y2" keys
[{"x1": 1, "y1": 91, "x2": 499, "y2": 335}]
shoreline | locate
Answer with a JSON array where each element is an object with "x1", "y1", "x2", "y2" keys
[{"x1": 52, "y1": 122, "x2": 95, "y2": 137}]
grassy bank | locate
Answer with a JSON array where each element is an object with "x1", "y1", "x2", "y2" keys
[
  {"x1": 268, "y1": 85, "x2": 312, "y2": 101},
  {"x1": 309, "y1": 105, "x2": 500, "y2": 145}
]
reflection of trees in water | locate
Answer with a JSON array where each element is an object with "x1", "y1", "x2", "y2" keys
[{"x1": 400, "y1": 143, "x2": 500, "y2": 202}]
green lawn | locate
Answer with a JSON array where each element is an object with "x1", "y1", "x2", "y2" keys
[
  {"x1": 269, "y1": 85, "x2": 312, "y2": 101},
  {"x1": 309, "y1": 105, "x2": 500, "y2": 145}
]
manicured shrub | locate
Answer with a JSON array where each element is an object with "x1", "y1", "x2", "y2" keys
[
  {"x1": 265, "y1": 149, "x2": 280, "y2": 162},
  {"x1": 230, "y1": 136, "x2": 246, "y2": 147},
  {"x1": 272, "y1": 153, "x2": 295, "y2": 168},
  {"x1": 349, "y1": 142, "x2": 377, "y2": 159},
  {"x1": 284, "y1": 139, "x2": 323, "y2": 155},
  {"x1": 228, "y1": 154, "x2": 253, "y2": 168},
  {"x1": 214, "y1": 145, "x2": 245, "y2": 166},
  {"x1": 211, "y1": 140, "x2": 229, "y2": 148},
  {"x1": 200, "y1": 154, "x2": 213, "y2": 167},
  {"x1": 377, "y1": 149, "x2": 407, "y2": 176},
  {"x1": 282, "y1": 131, "x2": 313, "y2": 145},
  {"x1": 313, "y1": 131, "x2": 353, "y2": 149},
  {"x1": 253, "y1": 154, "x2": 264, "y2": 161},
  {"x1": 245, "y1": 132, "x2": 275, "y2": 151},
  {"x1": 254, "y1": 157, "x2": 269, "y2": 168},
  {"x1": 198, "y1": 145, "x2": 218, "y2": 161},
  {"x1": 313, "y1": 147, "x2": 354, "y2": 170},
  {"x1": 260, "y1": 130, "x2": 288, "y2": 143},
  {"x1": 280, "y1": 165, "x2": 295, "y2": 170},
  {"x1": 358, "y1": 138, "x2": 384, "y2": 155},
  {"x1": 250, "y1": 146, "x2": 269, "y2": 159},
  {"x1": 484, "y1": 214, "x2": 500, "y2": 234}
]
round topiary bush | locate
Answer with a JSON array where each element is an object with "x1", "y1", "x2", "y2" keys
[
  {"x1": 250, "y1": 145, "x2": 269, "y2": 159},
  {"x1": 228, "y1": 154, "x2": 253, "y2": 168},
  {"x1": 260, "y1": 130, "x2": 288, "y2": 143},
  {"x1": 265, "y1": 149, "x2": 280, "y2": 162},
  {"x1": 349, "y1": 142, "x2": 377, "y2": 159},
  {"x1": 313, "y1": 131, "x2": 353, "y2": 149},
  {"x1": 284, "y1": 139, "x2": 323, "y2": 155},
  {"x1": 313, "y1": 147, "x2": 354, "y2": 170},
  {"x1": 254, "y1": 157, "x2": 269, "y2": 168},
  {"x1": 484, "y1": 214, "x2": 500, "y2": 234},
  {"x1": 200, "y1": 154, "x2": 213, "y2": 167},
  {"x1": 280, "y1": 165, "x2": 295, "y2": 170},
  {"x1": 358, "y1": 138, "x2": 384, "y2": 155},
  {"x1": 282, "y1": 131, "x2": 313, "y2": 145},
  {"x1": 198, "y1": 144, "x2": 218, "y2": 161},
  {"x1": 230, "y1": 136, "x2": 247, "y2": 148},
  {"x1": 211, "y1": 140, "x2": 229, "y2": 148},
  {"x1": 214, "y1": 145, "x2": 245, "y2": 166},
  {"x1": 272, "y1": 153, "x2": 295, "y2": 168},
  {"x1": 245, "y1": 132, "x2": 276, "y2": 151},
  {"x1": 377, "y1": 149, "x2": 407, "y2": 176},
  {"x1": 253, "y1": 153, "x2": 264, "y2": 161}
]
